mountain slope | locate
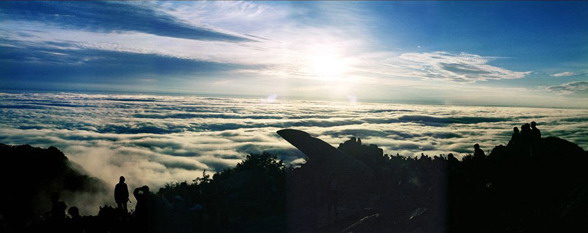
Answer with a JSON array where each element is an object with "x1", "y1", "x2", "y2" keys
[{"x1": 0, "y1": 144, "x2": 108, "y2": 230}]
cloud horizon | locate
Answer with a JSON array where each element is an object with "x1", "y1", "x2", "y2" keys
[{"x1": 1, "y1": 92, "x2": 587, "y2": 200}]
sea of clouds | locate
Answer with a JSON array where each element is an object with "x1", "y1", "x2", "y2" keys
[{"x1": 1, "y1": 92, "x2": 587, "y2": 199}]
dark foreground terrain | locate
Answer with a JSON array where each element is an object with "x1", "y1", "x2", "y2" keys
[{"x1": 1, "y1": 124, "x2": 587, "y2": 233}]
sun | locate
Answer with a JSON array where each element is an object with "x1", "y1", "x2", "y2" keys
[
  {"x1": 309, "y1": 54, "x2": 347, "y2": 81},
  {"x1": 303, "y1": 46, "x2": 351, "y2": 82},
  {"x1": 298, "y1": 45, "x2": 359, "y2": 100}
]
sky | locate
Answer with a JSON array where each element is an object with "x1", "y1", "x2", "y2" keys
[{"x1": 0, "y1": 1, "x2": 587, "y2": 108}]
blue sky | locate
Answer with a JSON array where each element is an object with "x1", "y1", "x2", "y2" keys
[{"x1": 1, "y1": 1, "x2": 586, "y2": 107}]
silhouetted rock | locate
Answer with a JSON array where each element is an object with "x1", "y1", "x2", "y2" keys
[{"x1": 0, "y1": 144, "x2": 109, "y2": 232}]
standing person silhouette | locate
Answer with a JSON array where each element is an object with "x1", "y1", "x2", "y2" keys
[
  {"x1": 327, "y1": 176, "x2": 338, "y2": 222},
  {"x1": 530, "y1": 121, "x2": 541, "y2": 143},
  {"x1": 520, "y1": 123, "x2": 533, "y2": 155},
  {"x1": 114, "y1": 176, "x2": 129, "y2": 213},
  {"x1": 520, "y1": 124, "x2": 531, "y2": 144},
  {"x1": 133, "y1": 185, "x2": 155, "y2": 232},
  {"x1": 508, "y1": 127, "x2": 520, "y2": 147},
  {"x1": 67, "y1": 207, "x2": 84, "y2": 233},
  {"x1": 529, "y1": 121, "x2": 542, "y2": 156},
  {"x1": 50, "y1": 193, "x2": 67, "y2": 224}
]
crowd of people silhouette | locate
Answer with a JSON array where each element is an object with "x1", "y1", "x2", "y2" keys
[
  {"x1": 479, "y1": 121, "x2": 542, "y2": 157},
  {"x1": 518, "y1": 121, "x2": 541, "y2": 144},
  {"x1": 44, "y1": 193, "x2": 88, "y2": 233},
  {"x1": 41, "y1": 178, "x2": 165, "y2": 233}
]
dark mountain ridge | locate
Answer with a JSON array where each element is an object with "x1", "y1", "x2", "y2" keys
[{"x1": 0, "y1": 144, "x2": 109, "y2": 231}]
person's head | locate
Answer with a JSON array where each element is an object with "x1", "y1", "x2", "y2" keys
[
  {"x1": 474, "y1": 143, "x2": 480, "y2": 149},
  {"x1": 531, "y1": 121, "x2": 537, "y2": 128},
  {"x1": 513, "y1": 127, "x2": 519, "y2": 133},
  {"x1": 68, "y1": 207, "x2": 80, "y2": 218},
  {"x1": 142, "y1": 186, "x2": 150, "y2": 193},
  {"x1": 523, "y1": 123, "x2": 530, "y2": 130},
  {"x1": 119, "y1": 176, "x2": 125, "y2": 183}
]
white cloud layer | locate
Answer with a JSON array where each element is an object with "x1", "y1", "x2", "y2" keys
[{"x1": 1, "y1": 92, "x2": 587, "y2": 203}]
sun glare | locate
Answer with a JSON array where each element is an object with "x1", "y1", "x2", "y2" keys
[
  {"x1": 302, "y1": 44, "x2": 352, "y2": 83},
  {"x1": 297, "y1": 45, "x2": 362, "y2": 100},
  {"x1": 309, "y1": 54, "x2": 347, "y2": 81}
]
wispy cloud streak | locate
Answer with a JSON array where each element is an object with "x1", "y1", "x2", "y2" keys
[
  {"x1": 397, "y1": 52, "x2": 531, "y2": 82},
  {"x1": 547, "y1": 81, "x2": 588, "y2": 94},
  {"x1": 0, "y1": 1, "x2": 250, "y2": 42},
  {"x1": 551, "y1": 72, "x2": 577, "y2": 77}
]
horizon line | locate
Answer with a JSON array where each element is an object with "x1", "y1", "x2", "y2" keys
[{"x1": 0, "y1": 87, "x2": 586, "y2": 110}]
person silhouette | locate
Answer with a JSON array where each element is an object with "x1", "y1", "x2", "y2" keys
[
  {"x1": 134, "y1": 186, "x2": 153, "y2": 214},
  {"x1": 474, "y1": 144, "x2": 485, "y2": 158},
  {"x1": 114, "y1": 176, "x2": 129, "y2": 212},
  {"x1": 67, "y1": 206, "x2": 81, "y2": 219},
  {"x1": 327, "y1": 176, "x2": 338, "y2": 221},
  {"x1": 520, "y1": 123, "x2": 531, "y2": 144},
  {"x1": 508, "y1": 127, "x2": 520, "y2": 147},
  {"x1": 530, "y1": 121, "x2": 541, "y2": 143},
  {"x1": 134, "y1": 185, "x2": 156, "y2": 232},
  {"x1": 50, "y1": 193, "x2": 67, "y2": 221},
  {"x1": 49, "y1": 193, "x2": 67, "y2": 229},
  {"x1": 447, "y1": 153, "x2": 459, "y2": 164},
  {"x1": 66, "y1": 207, "x2": 84, "y2": 233}
]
